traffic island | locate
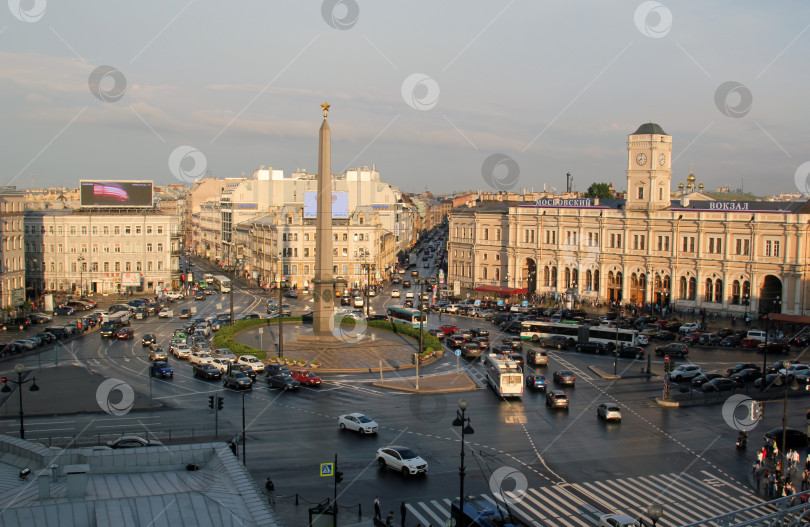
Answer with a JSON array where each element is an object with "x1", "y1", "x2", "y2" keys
[{"x1": 372, "y1": 372, "x2": 477, "y2": 393}]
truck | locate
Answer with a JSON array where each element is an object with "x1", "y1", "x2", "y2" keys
[
  {"x1": 102, "y1": 311, "x2": 132, "y2": 324},
  {"x1": 408, "y1": 253, "x2": 417, "y2": 267}
]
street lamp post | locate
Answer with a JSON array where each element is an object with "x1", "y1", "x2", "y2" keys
[
  {"x1": 0, "y1": 364, "x2": 40, "y2": 439},
  {"x1": 775, "y1": 360, "x2": 799, "y2": 482},
  {"x1": 277, "y1": 278, "x2": 288, "y2": 359},
  {"x1": 77, "y1": 255, "x2": 86, "y2": 297},
  {"x1": 415, "y1": 278, "x2": 430, "y2": 353},
  {"x1": 451, "y1": 399, "x2": 474, "y2": 526},
  {"x1": 646, "y1": 503, "x2": 663, "y2": 527}
]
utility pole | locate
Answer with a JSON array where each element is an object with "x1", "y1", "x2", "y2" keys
[
  {"x1": 278, "y1": 277, "x2": 284, "y2": 358},
  {"x1": 241, "y1": 391, "x2": 246, "y2": 465},
  {"x1": 229, "y1": 246, "x2": 235, "y2": 326}
]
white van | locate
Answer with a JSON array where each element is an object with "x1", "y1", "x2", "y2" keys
[{"x1": 747, "y1": 330, "x2": 767, "y2": 343}]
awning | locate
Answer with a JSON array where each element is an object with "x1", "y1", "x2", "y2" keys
[
  {"x1": 473, "y1": 285, "x2": 528, "y2": 295},
  {"x1": 764, "y1": 314, "x2": 810, "y2": 326}
]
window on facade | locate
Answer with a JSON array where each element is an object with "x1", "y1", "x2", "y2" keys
[
  {"x1": 293, "y1": 248, "x2": 298, "y2": 257},
  {"x1": 157, "y1": 226, "x2": 163, "y2": 234},
  {"x1": 146, "y1": 226, "x2": 152, "y2": 234},
  {"x1": 774, "y1": 241, "x2": 780, "y2": 257},
  {"x1": 765, "y1": 240, "x2": 772, "y2": 256},
  {"x1": 125, "y1": 226, "x2": 131, "y2": 235},
  {"x1": 146, "y1": 243, "x2": 152, "y2": 252},
  {"x1": 135, "y1": 226, "x2": 141, "y2": 234},
  {"x1": 124, "y1": 262, "x2": 131, "y2": 271},
  {"x1": 304, "y1": 265, "x2": 310, "y2": 274},
  {"x1": 704, "y1": 278, "x2": 714, "y2": 302},
  {"x1": 342, "y1": 233, "x2": 347, "y2": 241},
  {"x1": 136, "y1": 261, "x2": 142, "y2": 271},
  {"x1": 482, "y1": 267, "x2": 488, "y2": 280},
  {"x1": 638, "y1": 186, "x2": 644, "y2": 199},
  {"x1": 157, "y1": 243, "x2": 163, "y2": 252},
  {"x1": 494, "y1": 268, "x2": 500, "y2": 280},
  {"x1": 114, "y1": 226, "x2": 120, "y2": 235},
  {"x1": 732, "y1": 280, "x2": 741, "y2": 305},
  {"x1": 147, "y1": 261, "x2": 153, "y2": 271},
  {"x1": 495, "y1": 229, "x2": 501, "y2": 241},
  {"x1": 81, "y1": 226, "x2": 87, "y2": 235},
  {"x1": 304, "y1": 248, "x2": 310, "y2": 257},
  {"x1": 688, "y1": 277, "x2": 696, "y2": 300},
  {"x1": 114, "y1": 262, "x2": 120, "y2": 272},
  {"x1": 104, "y1": 262, "x2": 109, "y2": 272}
]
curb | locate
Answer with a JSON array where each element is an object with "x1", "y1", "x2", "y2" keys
[
  {"x1": 372, "y1": 383, "x2": 477, "y2": 394},
  {"x1": 654, "y1": 397, "x2": 683, "y2": 407},
  {"x1": 589, "y1": 365, "x2": 620, "y2": 380}
]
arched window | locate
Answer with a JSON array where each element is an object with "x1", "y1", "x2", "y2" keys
[
  {"x1": 714, "y1": 279, "x2": 723, "y2": 304},
  {"x1": 572, "y1": 269, "x2": 579, "y2": 289},
  {"x1": 594, "y1": 270, "x2": 600, "y2": 292},
  {"x1": 482, "y1": 267, "x2": 488, "y2": 280},
  {"x1": 544, "y1": 266, "x2": 550, "y2": 287},
  {"x1": 564, "y1": 268, "x2": 571, "y2": 289},
  {"x1": 688, "y1": 277, "x2": 697, "y2": 300},
  {"x1": 551, "y1": 266, "x2": 557, "y2": 285},
  {"x1": 742, "y1": 280, "x2": 751, "y2": 305},
  {"x1": 705, "y1": 278, "x2": 713, "y2": 302},
  {"x1": 585, "y1": 270, "x2": 593, "y2": 291},
  {"x1": 495, "y1": 268, "x2": 500, "y2": 281},
  {"x1": 732, "y1": 280, "x2": 741, "y2": 304}
]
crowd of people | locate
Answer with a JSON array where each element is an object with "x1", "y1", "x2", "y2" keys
[{"x1": 753, "y1": 439, "x2": 810, "y2": 502}]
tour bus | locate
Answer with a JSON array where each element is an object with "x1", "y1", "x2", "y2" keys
[
  {"x1": 212, "y1": 275, "x2": 232, "y2": 293},
  {"x1": 203, "y1": 273, "x2": 215, "y2": 284},
  {"x1": 482, "y1": 354, "x2": 523, "y2": 398},
  {"x1": 520, "y1": 320, "x2": 639, "y2": 348},
  {"x1": 386, "y1": 306, "x2": 426, "y2": 329}
]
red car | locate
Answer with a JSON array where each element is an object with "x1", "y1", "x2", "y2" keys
[
  {"x1": 115, "y1": 326, "x2": 134, "y2": 339},
  {"x1": 438, "y1": 324, "x2": 459, "y2": 335},
  {"x1": 739, "y1": 338, "x2": 759, "y2": 349},
  {"x1": 758, "y1": 340, "x2": 791, "y2": 354},
  {"x1": 291, "y1": 370, "x2": 322, "y2": 386},
  {"x1": 681, "y1": 332, "x2": 702, "y2": 345}
]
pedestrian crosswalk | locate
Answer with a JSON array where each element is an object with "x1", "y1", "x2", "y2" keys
[{"x1": 405, "y1": 471, "x2": 766, "y2": 527}]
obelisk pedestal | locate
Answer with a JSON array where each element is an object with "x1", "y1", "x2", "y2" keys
[{"x1": 313, "y1": 102, "x2": 335, "y2": 336}]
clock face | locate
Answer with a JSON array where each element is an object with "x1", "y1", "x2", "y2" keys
[
  {"x1": 658, "y1": 153, "x2": 666, "y2": 166},
  {"x1": 636, "y1": 153, "x2": 647, "y2": 166}
]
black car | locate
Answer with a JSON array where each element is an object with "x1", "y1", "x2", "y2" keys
[
  {"x1": 764, "y1": 427, "x2": 808, "y2": 450},
  {"x1": 766, "y1": 360, "x2": 798, "y2": 374},
  {"x1": 230, "y1": 363, "x2": 257, "y2": 381},
  {"x1": 691, "y1": 372, "x2": 724, "y2": 388},
  {"x1": 141, "y1": 333, "x2": 157, "y2": 347},
  {"x1": 506, "y1": 353, "x2": 525, "y2": 369},
  {"x1": 267, "y1": 373, "x2": 301, "y2": 391},
  {"x1": 471, "y1": 336, "x2": 490, "y2": 351},
  {"x1": 727, "y1": 363, "x2": 760, "y2": 375},
  {"x1": 576, "y1": 342, "x2": 607, "y2": 354},
  {"x1": 502, "y1": 337, "x2": 523, "y2": 351},
  {"x1": 470, "y1": 327, "x2": 490, "y2": 338},
  {"x1": 223, "y1": 370, "x2": 253, "y2": 390},
  {"x1": 655, "y1": 343, "x2": 688, "y2": 357},
  {"x1": 446, "y1": 335, "x2": 465, "y2": 348},
  {"x1": 540, "y1": 336, "x2": 571, "y2": 350},
  {"x1": 720, "y1": 336, "x2": 740, "y2": 347},
  {"x1": 701, "y1": 377, "x2": 736, "y2": 392},
  {"x1": 265, "y1": 364, "x2": 292, "y2": 377},
  {"x1": 730, "y1": 368, "x2": 762, "y2": 384},
  {"x1": 193, "y1": 362, "x2": 222, "y2": 380},
  {"x1": 754, "y1": 374, "x2": 780, "y2": 389},
  {"x1": 614, "y1": 346, "x2": 644, "y2": 359}
]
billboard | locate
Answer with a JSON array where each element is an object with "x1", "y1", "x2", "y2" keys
[
  {"x1": 303, "y1": 192, "x2": 349, "y2": 219},
  {"x1": 80, "y1": 180, "x2": 153, "y2": 208},
  {"x1": 121, "y1": 273, "x2": 142, "y2": 287}
]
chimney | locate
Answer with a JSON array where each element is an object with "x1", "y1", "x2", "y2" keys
[{"x1": 65, "y1": 464, "x2": 89, "y2": 499}]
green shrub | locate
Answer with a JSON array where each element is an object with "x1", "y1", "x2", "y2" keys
[
  {"x1": 366, "y1": 320, "x2": 441, "y2": 356},
  {"x1": 211, "y1": 317, "x2": 302, "y2": 360}
]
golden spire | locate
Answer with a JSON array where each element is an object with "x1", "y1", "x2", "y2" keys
[{"x1": 321, "y1": 101, "x2": 330, "y2": 118}]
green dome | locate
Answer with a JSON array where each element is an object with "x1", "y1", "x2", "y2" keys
[{"x1": 633, "y1": 123, "x2": 667, "y2": 135}]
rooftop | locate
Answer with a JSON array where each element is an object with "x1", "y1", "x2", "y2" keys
[{"x1": 0, "y1": 434, "x2": 280, "y2": 527}]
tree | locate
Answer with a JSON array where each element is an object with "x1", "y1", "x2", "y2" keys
[{"x1": 585, "y1": 183, "x2": 613, "y2": 199}]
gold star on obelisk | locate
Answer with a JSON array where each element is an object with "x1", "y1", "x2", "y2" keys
[{"x1": 321, "y1": 101, "x2": 330, "y2": 118}]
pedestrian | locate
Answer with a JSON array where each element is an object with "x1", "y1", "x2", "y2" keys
[
  {"x1": 400, "y1": 501, "x2": 407, "y2": 527},
  {"x1": 757, "y1": 450, "x2": 764, "y2": 464},
  {"x1": 386, "y1": 510, "x2": 394, "y2": 526},
  {"x1": 755, "y1": 464, "x2": 761, "y2": 492},
  {"x1": 803, "y1": 469, "x2": 809, "y2": 491},
  {"x1": 265, "y1": 477, "x2": 275, "y2": 504},
  {"x1": 374, "y1": 496, "x2": 381, "y2": 520}
]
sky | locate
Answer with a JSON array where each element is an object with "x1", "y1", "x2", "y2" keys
[{"x1": 1, "y1": 1, "x2": 809, "y2": 196}]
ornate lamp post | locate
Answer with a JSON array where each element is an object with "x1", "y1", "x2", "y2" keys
[
  {"x1": 77, "y1": 255, "x2": 86, "y2": 297},
  {"x1": 775, "y1": 360, "x2": 799, "y2": 482},
  {"x1": 646, "y1": 503, "x2": 664, "y2": 527},
  {"x1": 0, "y1": 364, "x2": 40, "y2": 439},
  {"x1": 452, "y1": 398, "x2": 474, "y2": 525}
]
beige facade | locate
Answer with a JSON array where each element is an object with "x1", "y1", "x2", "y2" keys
[
  {"x1": 0, "y1": 188, "x2": 26, "y2": 310},
  {"x1": 448, "y1": 123, "x2": 810, "y2": 316},
  {"x1": 25, "y1": 210, "x2": 182, "y2": 295},
  {"x1": 245, "y1": 205, "x2": 396, "y2": 290}
]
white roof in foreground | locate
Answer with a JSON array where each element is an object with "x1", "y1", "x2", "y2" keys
[{"x1": 0, "y1": 435, "x2": 280, "y2": 527}]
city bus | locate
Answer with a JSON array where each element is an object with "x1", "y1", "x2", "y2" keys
[
  {"x1": 386, "y1": 306, "x2": 426, "y2": 329},
  {"x1": 520, "y1": 321, "x2": 639, "y2": 348},
  {"x1": 482, "y1": 354, "x2": 523, "y2": 398},
  {"x1": 212, "y1": 275, "x2": 231, "y2": 293},
  {"x1": 203, "y1": 273, "x2": 214, "y2": 284}
]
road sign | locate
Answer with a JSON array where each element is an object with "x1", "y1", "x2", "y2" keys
[
  {"x1": 522, "y1": 300, "x2": 528, "y2": 307},
  {"x1": 455, "y1": 349, "x2": 461, "y2": 356},
  {"x1": 0, "y1": 376, "x2": 6, "y2": 384},
  {"x1": 320, "y1": 462, "x2": 334, "y2": 477}
]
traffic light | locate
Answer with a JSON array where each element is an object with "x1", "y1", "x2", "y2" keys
[
  {"x1": 335, "y1": 471, "x2": 344, "y2": 484},
  {"x1": 217, "y1": 396, "x2": 224, "y2": 411},
  {"x1": 208, "y1": 395, "x2": 214, "y2": 409},
  {"x1": 181, "y1": 273, "x2": 186, "y2": 283}
]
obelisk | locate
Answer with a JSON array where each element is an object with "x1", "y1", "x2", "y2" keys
[{"x1": 313, "y1": 102, "x2": 335, "y2": 336}]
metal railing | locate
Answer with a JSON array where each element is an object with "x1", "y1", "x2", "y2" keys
[{"x1": 682, "y1": 491, "x2": 810, "y2": 527}]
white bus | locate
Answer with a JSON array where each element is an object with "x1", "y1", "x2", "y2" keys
[
  {"x1": 520, "y1": 321, "x2": 639, "y2": 348},
  {"x1": 482, "y1": 355, "x2": 524, "y2": 398},
  {"x1": 203, "y1": 273, "x2": 214, "y2": 284},
  {"x1": 386, "y1": 306, "x2": 426, "y2": 329},
  {"x1": 212, "y1": 275, "x2": 231, "y2": 293}
]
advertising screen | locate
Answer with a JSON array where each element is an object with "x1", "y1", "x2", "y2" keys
[
  {"x1": 304, "y1": 191, "x2": 349, "y2": 218},
  {"x1": 80, "y1": 180, "x2": 153, "y2": 207}
]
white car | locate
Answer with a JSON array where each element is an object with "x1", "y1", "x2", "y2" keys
[
  {"x1": 679, "y1": 323, "x2": 700, "y2": 333},
  {"x1": 779, "y1": 363, "x2": 810, "y2": 377},
  {"x1": 353, "y1": 297, "x2": 364, "y2": 308},
  {"x1": 391, "y1": 289, "x2": 401, "y2": 298},
  {"x1": 444, "y1": 304, "x2": 461, "y2": 314},
  {"x1": 173, "y1": 344, "x2": 191, "y2": 359},
  {"x1": 165, "y1": 291, "x2": 184, "y2": 300},
  {"x1": 596, "y1": 403, "x2": 622, "y2": 422},
  {"x1": 670, "y1": 364, "x2": 702, "y2": 382},
  {"x1": 405, "y1": 291, "x2": 414, "y2": 299},
  {"x1": 376, "y1": 446, "x2": 428, "y2": 475},
  {"x1": 237, "y1": 354, "x2": 265, "y2": 373},
  {"x1": 213, "y1": 348, "x2": 237, "y2": 362},
  {"x1": 210, "y1": 358, "x2": 232, "y2": 372},
  {"x1": 599, "y1": 514, "x2": 641, "y2": 527},
  {"x1": 158, "y1": 308, "x2": 173, "y2": 318},
  {"x1": 189, "y1": 351, "x2": 213, "y2": 365},
  {"x1": 637, "y1": 334, "x2": 649, "y2": 346},
  {"x1": 338, "y1": 413, "x2": 378, "y2": 435}
]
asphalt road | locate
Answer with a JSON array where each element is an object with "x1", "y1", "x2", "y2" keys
[{"x1": 0, "y1": 252, "x2": 804, "y2": 527}]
